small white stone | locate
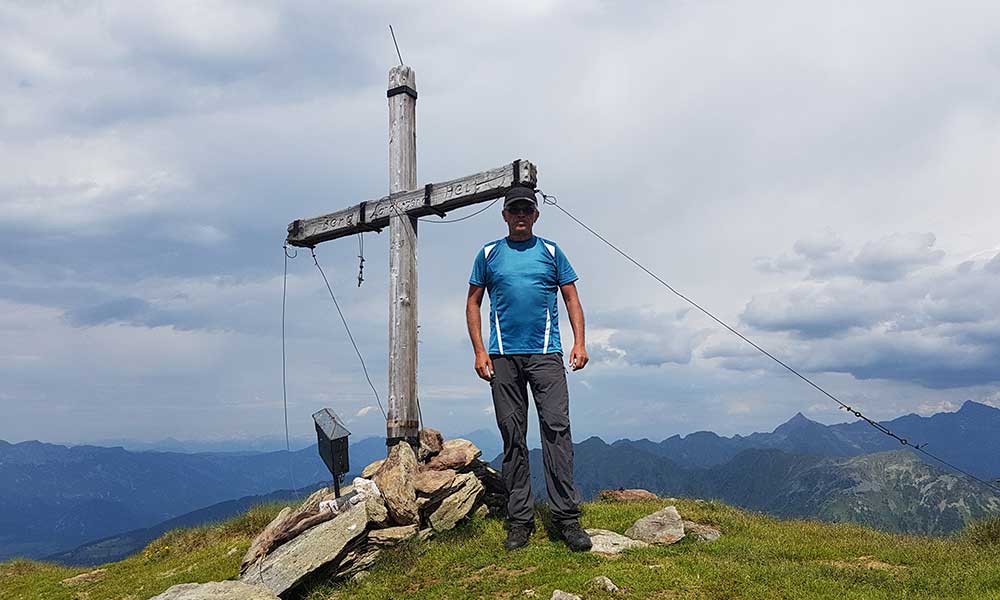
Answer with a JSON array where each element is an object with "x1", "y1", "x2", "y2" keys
[
  {"x1": 586, "y1": 528, "x2": 649, "y2": 554},
  {"x1": 594, "y1": 575, "x2": 620, "y2": 593}
]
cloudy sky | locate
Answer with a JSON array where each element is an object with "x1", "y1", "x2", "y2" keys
[{"x1": 2, "y1": 1, "x2": 999, "y2": 448}]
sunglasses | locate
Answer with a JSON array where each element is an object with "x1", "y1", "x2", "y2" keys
[{"x1": 506, "y1": 204, "x2": 536, "y2": 216}]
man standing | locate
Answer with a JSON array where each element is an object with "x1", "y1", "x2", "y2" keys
[{"x1": 465, "y1": 186, "x2": 592, "y2": 552}]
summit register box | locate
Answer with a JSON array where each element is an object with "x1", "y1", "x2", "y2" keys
[{"x1": 312, "y1": 408, "x2": 351, "y2": 496}]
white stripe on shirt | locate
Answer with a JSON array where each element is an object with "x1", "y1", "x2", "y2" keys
[
  {"x1": 542, "y1": 307, "x2": 551, "y2": 353},
  {"x1": 494, "y1": 310, "x2": 504, "y2": 354}
]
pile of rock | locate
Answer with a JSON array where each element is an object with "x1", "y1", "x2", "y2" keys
[
  {"x1": 236, "y1": 428, "x2": 503, "y2": 597},
  {"x1": 585, "y1": 493, "x2": 722, "y2": 554}
]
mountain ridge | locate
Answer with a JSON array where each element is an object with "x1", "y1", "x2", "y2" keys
[{"x1": 5, "y1": 403, "x2": 997, "y2": 562}]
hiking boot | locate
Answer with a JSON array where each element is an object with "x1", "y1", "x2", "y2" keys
[
  {"x1": 504, "y1": 523, "x2": 534, "y2": 551},
  {"x1": 559, "y1": 521, "x2": 593, "y2": 552}
]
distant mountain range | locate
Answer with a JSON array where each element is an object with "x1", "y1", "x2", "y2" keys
[
  {"x1": 43, "y1": 485, "x2": 322, "y2": 566},
  {"x1": 0, "y1": 436, "x2": 386, "y2": 561},
  {"x1": 0, "y1": 429, "x2": 500, "y2": 562},
  {"x1": 542, "y1": 441, "x2": 999, "y2": 535},
  {"x1": 517, "y1": 401, "x2": 1000, "y2": 535},
  {"x1": 611, "y1": 400, "x2": 1000, "y2": 480},
  {"x1": 3, "y1": 403, "x2": 997, "y2": 563}
]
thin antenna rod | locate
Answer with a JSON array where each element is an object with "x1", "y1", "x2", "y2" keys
[{"x1": 389, "y1": 25, "x2": 404, "y2": 66}]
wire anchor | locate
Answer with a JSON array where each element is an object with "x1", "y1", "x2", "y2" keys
[{"x1": 357, "y1": 233, "x2": 366, "y2": 287}]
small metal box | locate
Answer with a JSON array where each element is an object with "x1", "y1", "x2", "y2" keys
[{"x1": 312, "y1": 408, "x2": 351, "y2": 493}]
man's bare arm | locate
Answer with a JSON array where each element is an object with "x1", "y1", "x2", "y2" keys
[
  {"x1": 560, "y1": 282, "x2": 588, "y2": 370},
  {"x1": 466, "y1": 284, "x2": 494, "y2": 381}
]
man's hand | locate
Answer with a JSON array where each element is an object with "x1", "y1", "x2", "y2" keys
[
  {"x1": 560, "y1": 282, "x2": 587, "y2": 371},
  {"x1": 474, "y1": 351, "x2": 495, "y2": 381},
  {"x1": 569, "y1": 344, "x2": 589, "y2": 371},
  {"x1": 467, "y1": 285, "x2": 493, "y2": 381}
]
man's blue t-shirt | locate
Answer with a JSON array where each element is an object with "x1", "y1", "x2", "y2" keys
[{"x1": 469, "y1": 235, "x2": 578, "y2": 355}]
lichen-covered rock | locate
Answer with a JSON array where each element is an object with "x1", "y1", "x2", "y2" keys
[
  {"x1": 467, "y1": 459, "x2": 505, "y2": 494},
  {"x1": 298, "y1": 486, "x2": 332, "y2": 513},
  {"x1": 414, "y1": 468, "x2": 457, "y2": 495},
  {"x1": 599, "y1": 488, "x2": 659, "y2": 502},
  {"x1": 349, "y1": 477, "x2": 390, "y2": 526},
  {"x1": 239, "y1": 501, "x2": 369, "y2": 596},
  {"x1": 418, "y1": 427, "x2": 444, "y2": 461},
  {"x1": 594, "y1": 575, "x2": 621, "y2": 593},
  {"x1": 625, "y1": 505, "x2": 685, "y2": 545},
  {"x1": 551, "y1": 590, "x2": 582, "y2": 600},
  {"x1": 425, "y1": 439, "x2": 481, "y2": 471},
  {"x1": 333, "y1": 537, "x2": 380, "y2": 580},
  {"x1": 427, "y1": 472, "x2": 484, "y2": 531},
  {"x1": 683, "y1": 520, "x2": 722, "y2": 542},
  {"x1": 151, "y1": 581, "x2": 279, "y2": 600},
  {"x1": 372, "y1": 443, "x2": 419, "y2": 525},
  {"x1": 361, "y1": 459, "x2": 385, "y2": 479},
  {"x1": 585, "y1": 528, "x2": 650, "y2": 554},
  {"x1": 241, "y1": 506, "x2": 292, "y2": 573},
  {"x1": 369, "y1": 524, "x2": 419, "y2": 545}
]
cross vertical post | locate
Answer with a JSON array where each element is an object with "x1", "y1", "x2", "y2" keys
[
  {"x1": 286, "y1": 66, "x2": 538, "y2": 450},
  {"x1": 386, "y1": 65, "x2": 419, "y2": 447}
]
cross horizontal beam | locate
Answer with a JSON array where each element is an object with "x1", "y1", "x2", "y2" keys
[{"x1": 286, "y1": 159, "x2": 537, "y2": 247}]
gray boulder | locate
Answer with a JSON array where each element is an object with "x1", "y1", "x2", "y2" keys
[
  {"x1": 425, "y1": 439, "x2": 481, "y2": 471},
  {"x1": 625, "y1": 505, "x2": 685, "y2": 545},
  {"x1": 370, "y1": 524, "x2": 419, "y2": 545},
  {"x1": 427, "y1": 472, "x2": 484, "y2": 531},
  {"x1": 586, "y1": 528, "x2": 650, "y2": 554},
  {"x1": 373, "y1": 442, "x2": 419, "y2": 525},
  {"x1": 361, "y1": 459, "x2": 384, "y2": 479},
  {"x1": 332, "y1": 537, "x2": 380, "y2": 580},
  {"x1": 414, "y1": 468, "x2": 457, "y2": 495},
  {"x1": 594, "y1": 575, "x2": 621, "y2": 593},
  {"x1": 418, "y1": 428, "x2": 444, "y2": 461},
  {"x1": 683, "y1": 520, "x2": 722, "y2": 542},
  {"x1": 239, "y1": 501, "x2": 368, "y2": 596},
  {"x1": 151, "y1": 581, "x2": 279, "y2": 599}
]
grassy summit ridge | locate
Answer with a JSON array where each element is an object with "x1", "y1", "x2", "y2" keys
[{"x1": 3, "y1": 498, "x2": 999, "y2": 600}]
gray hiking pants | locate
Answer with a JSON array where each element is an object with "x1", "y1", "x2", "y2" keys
[{"x1": 490, "y1": 352, "x2": 583, "y2": 526}]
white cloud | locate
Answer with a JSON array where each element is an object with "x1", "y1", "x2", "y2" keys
[
  {"x1": 590, "y1": 307, "x2": 709, "y2": 367},
  {"x1": 0, "y1": 134, "x2": 188, "y2": 231},
  {"x1": 851, "y1": 232, "x2": 945, "y2": 281},
  {"x1": 2, "y1": 1, "x2": 1000, "y2": 443},
  {"x1": 718, "y1": 238, "x2": 1000, "y2": 388}
]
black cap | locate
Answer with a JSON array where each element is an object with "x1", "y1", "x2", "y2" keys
[{"x1": 503, "y1": 186, "x2": 538, "y2": 209}]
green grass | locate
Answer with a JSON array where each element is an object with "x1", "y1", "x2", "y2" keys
[
  {"x1": 4, "y1": 499, "x2": 1000, "y2": 600},
  {"x1": 0, "y1": 502, "x2": 286, "y2": 600}
]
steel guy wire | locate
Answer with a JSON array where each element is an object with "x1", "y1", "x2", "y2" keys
[
  {"x1": 419, "y1": 197, "x2": 501, "y2": 223},
  {"x1": 310, "y1": 247, "x2": 387, "y2": 420},
  {"x1": 389, "y1": 25, "x2": 404, "y2": 66},
  {"x1": 281, "y1": 243, "x2": 299, "y2": 494},
  {"x1": 538, "y1": 191, "x2": 1000, "y2": 497}
]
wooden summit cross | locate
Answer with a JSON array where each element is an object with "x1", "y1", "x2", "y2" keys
[{"x1": 286, "y1": 65, "x2": 538, "y2": 448}]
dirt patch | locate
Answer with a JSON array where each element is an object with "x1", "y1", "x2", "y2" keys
[
  {"x1": 461, "y1": 564, "x2": 538, "y2": 584},
  {"x1": 824, "y1": 555, "x2": 906, "y2": 572},
  {"x1": 600, "y1": 488, "x2": 660, "y2": 502},
  {"x1": 61, "y1": 568, "x2": 107, "y2": 586}
]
